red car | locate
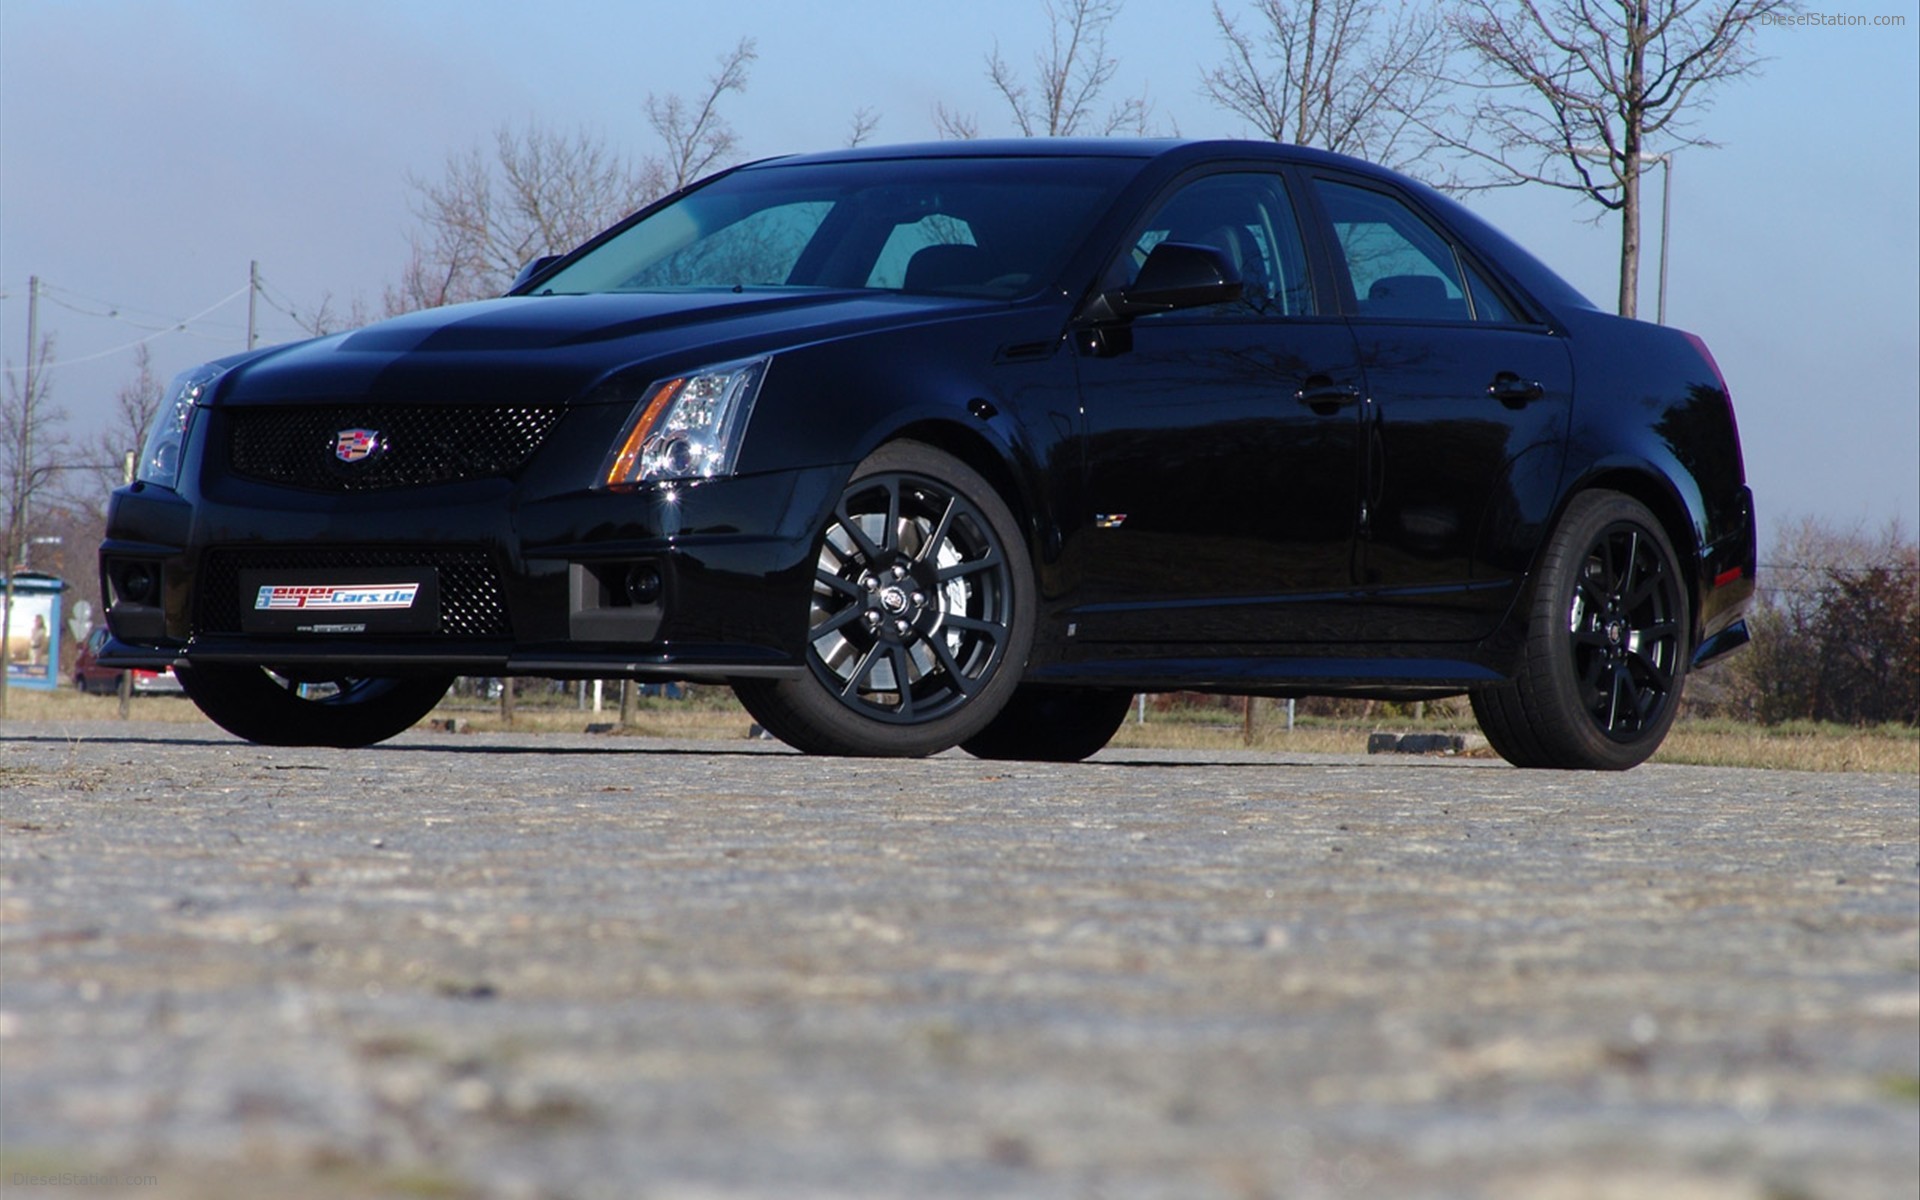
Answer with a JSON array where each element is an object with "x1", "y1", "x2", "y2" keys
[{"x1": 73, "y1": 626, "x2": 182, "y2": 695}]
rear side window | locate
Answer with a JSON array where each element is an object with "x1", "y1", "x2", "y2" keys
[{"x1": 1313, "y1": 179, "x2": 1516, "y2": 323}]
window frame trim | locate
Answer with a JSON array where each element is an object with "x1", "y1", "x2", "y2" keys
[
  {"x1": 1090, "y1": 162, "x2": 1345, "y2": 324},
  {"x1": 1297, "y1": 169, "x2": 1554, "y2": 331}
]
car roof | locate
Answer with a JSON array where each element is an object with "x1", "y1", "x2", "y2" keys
[{"x1": 745, "y1": 138, "x2": 1378, "y2": 174}]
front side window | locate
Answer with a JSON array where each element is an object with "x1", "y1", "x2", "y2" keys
[
  {"x1": 1314, "y1": 179, "x2": 1518, "y2": 323},
  {"x1": 531, "y1": 157, "x2": 1136, "y2": 299},
  {"x1": 1115, "y1": 172, "x2": 1314, "y2": 317}
]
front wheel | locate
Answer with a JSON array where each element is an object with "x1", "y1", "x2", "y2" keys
[
  {"x1": 1473, "y1": 490, "x2": 1690, "y2": 770},
  {"x1": 176, "y1": 664, "x2": 453, "y2": 748},
  {"x1": 734, "y1": 441, "x2": 1034, "y2": 757}
]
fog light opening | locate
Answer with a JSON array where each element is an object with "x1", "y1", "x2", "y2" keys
[
  {"x1": 623, "y1": 564, "x2": 663, "y2": 605},
  {"x1": 113, "y1": 561, "x2": 160, "y2": 606}
]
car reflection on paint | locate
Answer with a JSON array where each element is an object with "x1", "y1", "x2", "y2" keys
[{"x1": 73, "y1": 626, "x2": 182, "y2": 695}]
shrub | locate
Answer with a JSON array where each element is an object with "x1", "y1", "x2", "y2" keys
[{"x1": 1709, "y1": 517, "x2": 1918, "y2": 726}]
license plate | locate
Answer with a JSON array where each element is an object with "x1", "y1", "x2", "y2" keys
[{"x1": 239, "y1": 568, "x2": 440, "y2": 634}]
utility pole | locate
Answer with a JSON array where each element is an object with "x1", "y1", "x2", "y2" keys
[
  {"x1": 1570, "y1": 147, "x2": 1675, "y2": 323},
  {"x1": 118, "y1": 450, "x2": 135, "y2": 719},
  {"x1": 1655, "y1": 154, "x2": 1673, "y2": 327},
  {"x1": 248, "y1": 260, "x2": 259, "y2": 350},
  {"x1": 20, "y1": 275, "x2": 37, "y2": 555},
  {"x1": 1, "y1": 277, "x2": 41, "y2": 719}
]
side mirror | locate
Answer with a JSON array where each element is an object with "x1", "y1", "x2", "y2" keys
[
  {"x1": 1108, "y1": 242, "x2": 1243, "y2": 317},
  {"x1": 509, "y1": 255, "x2": 564, "y2": 293}
]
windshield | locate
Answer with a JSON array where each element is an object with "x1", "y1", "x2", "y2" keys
[{"x1": 530, "y1": 156, "x2": 1138, "y2": 300}]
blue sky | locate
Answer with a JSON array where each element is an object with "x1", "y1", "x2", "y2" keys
[{"x1": 2, "y1": 0, "x2": 1915, "y2": 541}]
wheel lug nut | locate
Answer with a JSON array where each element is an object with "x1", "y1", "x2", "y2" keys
[
  {"x1": 894, "y1": 619, "x2": 909, "y2": 635},
  {"x1": 892, "y1": 564, "x2": 906, "y2": 579},
  {"x1": 911, "y1": 592, "x2": 925, "y2": 605}
]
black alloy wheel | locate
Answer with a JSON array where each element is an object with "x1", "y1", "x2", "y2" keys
[
  {"x1": 1472, "y1": 490, "x2": 1690, "y2": 770},
  {"x1": 176, "y1": 663, "x2": 453, "y2": 748},
  {"x1": 734, "y1": 441, "x2": 1033, "y2": 757},
  {"x1": 1567, "y1": 521, "x2": 1685, "y2": 738}
]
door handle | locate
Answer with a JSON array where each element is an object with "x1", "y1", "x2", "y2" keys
[
  {"x1": 1295, "y1": 379, "x2": 1362, "y2": 412},
  {"x1": 1488, "y1": 372, "x2": 1544, "y2": 404}
]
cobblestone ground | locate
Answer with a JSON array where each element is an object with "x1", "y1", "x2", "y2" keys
[{"x1": 1, "y1": 720, "x2": 1916, "y2": 1200}]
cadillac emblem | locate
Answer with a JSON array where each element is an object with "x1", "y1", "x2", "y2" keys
[{"x1": 334, "y1": 428, "x2": 383, "y2": 464}]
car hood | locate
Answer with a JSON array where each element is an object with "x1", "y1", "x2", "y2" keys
[{"x1": 214, "y1": 290, "x2": 1003, "y2": 407}]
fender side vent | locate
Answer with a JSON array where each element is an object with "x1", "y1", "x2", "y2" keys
[{"x1": 995, "y1": 341, "x2": 1056, "y2": 363}]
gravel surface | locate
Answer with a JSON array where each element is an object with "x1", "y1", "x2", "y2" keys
[{"x1": 2, "y1": 720, "x2": 1916, "y2": 1200}]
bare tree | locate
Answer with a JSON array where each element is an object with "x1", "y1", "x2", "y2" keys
[
  {"x1": 1, "y1": 333, "x2": 69, "y2": 717},
  {"x1": 390, "y1": 124, "x2": 663, "y2": 313},
  {"x1": 81, "y1": 344, "x2": 164, "y2": 502},
  {"x1": 846, "y1": 106, "x2": 882, "y2": 148},
  {"x1": 1438, "y1": 0, "x2": 1794, "y2": 318},
  {"x1": 283, "y1": 291, "x2": 372, "y2": 337},
  {"x1": 941, "y1": 0, "x2": 1152, "y2": 138},
  {"x1": 390, "y1": 38, "x2": 760, "y2": 314},
  {"x1": 648, "y1": 38, "x2": 758, "y2": 190},
  {"x1": 1200, "y1": 0, "x2": 1449, "y2": 172},
  {"x1": 932, "y1": 102, "x2": 982, "y2": 141}
]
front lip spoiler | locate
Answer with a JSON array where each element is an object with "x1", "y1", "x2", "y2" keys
[{"x1": 95, "y1": 633, "x2": 803, "y2": 682}]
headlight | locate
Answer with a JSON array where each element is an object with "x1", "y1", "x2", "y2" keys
[
  {"x1": 601, "y1": 356, "x2": 768, "y2": 487},
  {"x1": 137, "y1": 362, "x2": 227, "y2": 488}
]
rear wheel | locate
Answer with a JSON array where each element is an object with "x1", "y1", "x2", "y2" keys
[
  {"x1": 960, "y1": 686, "x2": 1133, "y2": 762},
  {"x1": 176, "y1": 664, "x2": 452, "y2": 748},
  {"x1": 734, "y1": 441, "x2": 1033, "y2": 757},
  {"x1": 1473, "y1": 490, "x2": 1690, "y2": 770}
]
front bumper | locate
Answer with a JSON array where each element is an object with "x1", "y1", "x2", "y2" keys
[{"x1": 99, "y1": 461, "x2": 842, "y2": 681}]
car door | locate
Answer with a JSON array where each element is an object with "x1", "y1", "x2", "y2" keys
[
  {"x1": 1068, "y1": 169, "x2": 1370, "y2": 644},
  {"x1": 1304, "y1": 174, "x2": 1575, "y2": 641}
]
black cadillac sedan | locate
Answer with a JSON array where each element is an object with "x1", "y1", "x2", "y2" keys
[{"x1": 99, "y1": 139, "x2": 1754, "y2": 768}]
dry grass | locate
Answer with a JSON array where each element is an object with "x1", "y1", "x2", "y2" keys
[
  {"x1": 0, "y1": 685, "x2": 206, "y2": 724},
  {"x1": 1653, "y1": 719, "x2": 1919, "y2": 774},
  {"x1": 3, "y1": 685, "x2": 1914, "y2": 774}
]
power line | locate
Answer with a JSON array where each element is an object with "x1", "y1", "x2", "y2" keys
[
  {"x1": 38, "y1": 281, "x2": 247, "y2": 332},
  {"x1": 2, "y1": 282, "x2": 252, "y2": 376},
  {"x1": 2, "y1": 278, "x2": 314, "y2": 376},
  {"x1": 251, "y1": 269, "x2": 353, "y2": 334}
]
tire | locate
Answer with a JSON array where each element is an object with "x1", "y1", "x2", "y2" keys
[
  {"x1": 734, "y1": 441, "x2": 1034, "y2": 757},
  {"x1": 961, "y1": 686, "x2": 1133, "y2": 762},
  {"x1": 1472, "y1": 490, "x2": 1690, "y2": 770},
  {"x1": 176, "y1": 664, "x2": 453, "y2": 748}
]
